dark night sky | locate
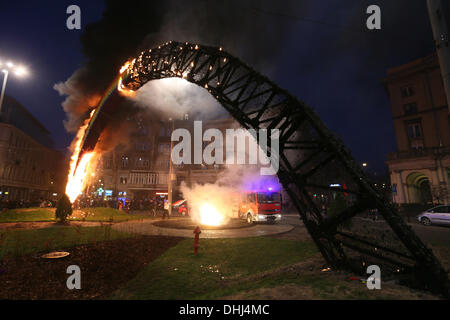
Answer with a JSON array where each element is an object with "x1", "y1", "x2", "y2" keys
[
  {"x1": 0, "y1": 1, "x2": 446, "y2": 175},
  {"x1": 0, "y1": 1, "x2": 105, "y2": 150}
]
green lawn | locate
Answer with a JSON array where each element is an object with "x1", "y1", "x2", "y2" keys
[
  {"x1": 111, "y1": 237, "x2": 440, "y2": 300},
  {"x1": 111, "y1": 237, "x2": 320, "y2": 299},
  {"x1": 0, "y1": 226, "x2": 133, "y2": 259},
  {"x1": 0, "y1": 208, "x2": 56, "y2": 222},
  {"x1": 0, "y1": 207, "x2": 151, "y2": 223},
  {"x1": 73, "y1": 207, "x2": 151, "y2": 222}
]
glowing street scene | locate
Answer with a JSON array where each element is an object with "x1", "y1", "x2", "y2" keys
[{"x1": 0, "y1": 0, "x2": 449, "y2": 311}]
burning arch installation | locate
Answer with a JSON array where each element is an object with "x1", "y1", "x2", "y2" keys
[{"x1": 67, "y1": 41, "x2": 449, "y2": 297}]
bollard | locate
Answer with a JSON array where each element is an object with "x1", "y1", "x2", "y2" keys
[{"x1": 193, "y1": 226, "x2": 201, "y2": 255}]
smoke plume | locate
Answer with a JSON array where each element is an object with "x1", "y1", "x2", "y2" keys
[
  {"x1": 55, "y1": 0, "x2": 307, "y2": 135},
  {"x1": 130, "y1": 78, "x2": 224, "y2": 120}
]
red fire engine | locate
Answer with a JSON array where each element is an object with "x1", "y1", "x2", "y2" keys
[{"x1": 232, "y1": 189, "x2": 282, "y2": 224}]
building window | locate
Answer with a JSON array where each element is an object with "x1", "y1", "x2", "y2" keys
[
  {"x1": 157, "y1": 159, "x2": 170, "y2": 168},
  {"x1": 160, "y1": 126, "x2": 172, "y2": 137},
  {"x1": 401, "y1": 86, "x2": 415, "y2": 98},
  {"x1": 137, "y1": 126, "x2": 148, "y2": 136},
  {"x1": 135, "y1": 142, "x2": 146, "y2": 151},
  {"x1": 103, "y1": 157, "x2": 113, "y2": 169},
  {"x1": 407, "y1": 123, "x2": 422, "y2": 139},
  {"x1": 406, "y1": 122, "x2": 424, "y2": 150},
  {"x1": 403, "y1": 103, "x2": 418, "y2": 115},
  {"x1": 158, "y1": 143, "x2": 170, "y2": 153},
  {"x1": 120, "y1": 176, "x2": 128, "y2": 184},
  {"x1": 135, "y1": 157, "x2": 149, "y2": 168},
  {"x1": 121, "y1": 156, "x2": 129, "y2": 168}
]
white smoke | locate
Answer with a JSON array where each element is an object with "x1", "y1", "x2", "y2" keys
[
  {"x1": 180, "y1": 182, "x2": 235, "y2": 224},
  {"x1": 180, "y1": 166, "x2": 281, "y2": 224},
  {"x1": 130, "y1": 78, "x2": 226, "y2": 120}
]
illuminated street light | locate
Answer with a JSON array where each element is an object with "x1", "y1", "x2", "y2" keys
[
  {"x1": 14, "y1": 66, "x2": 27, "y2": 77},
  {"x1": 362, "y1": 162, "x2": 368, "y2": 167},
  {"x1": 0, "y1": 59, "x2": 29, "y2": 115}
]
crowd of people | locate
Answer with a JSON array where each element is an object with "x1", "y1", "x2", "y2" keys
[
  {"x1": 1, "y1": 199, "x2": 55, "y2": 211},
  {"x1": 73, "y1": 196, "x2": 174, "y2": 218},
  {"x1": 1, "y1": 195, "x2": 183, "y2": 221}
]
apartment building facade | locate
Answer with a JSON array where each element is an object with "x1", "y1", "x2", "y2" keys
[
  {"x1": 89, "y1": 114, "x2": 240, "y2": 202},
  {"x1": 384, "y1": 53, "x2": 450, "y2": 204},
  {"x1": 0, "y1": 95, "x2": 67, "y2": 202}
]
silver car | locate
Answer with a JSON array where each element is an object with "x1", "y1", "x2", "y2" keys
[{"x1": 417, "y1": 205, "x2": 450, "y2": 226}]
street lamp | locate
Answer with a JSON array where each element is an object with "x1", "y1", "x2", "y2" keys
[
  {"x1": 362, "y1": 162, "x2": 368, "y2": 167},
  {"x1": 0, "y1": 59, "x2": 28, "y2": 115}
]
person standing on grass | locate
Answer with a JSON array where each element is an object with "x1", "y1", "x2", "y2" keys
[
  {"x1": 161, "y1": 198, "x2": 167, "y2": 219},
  {"x1": 125, "y1": 199, "x2": 130, "y2": 213},
  {"x1": 149, "y1": 199, "x2": 156, "y2": 217}
]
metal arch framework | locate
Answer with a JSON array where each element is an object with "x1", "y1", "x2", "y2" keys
[{"x1": 114, "y1": 41, "x2": 449, "y2": 296}]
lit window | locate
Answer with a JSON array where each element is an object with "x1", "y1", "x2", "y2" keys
[{"x1": 121, "y1": 156, "x2": 129, "y2": 168}]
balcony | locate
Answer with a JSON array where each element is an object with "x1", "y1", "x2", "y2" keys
[{"x1": 387, "y1": 146, "x2": 450, "y2": 161}]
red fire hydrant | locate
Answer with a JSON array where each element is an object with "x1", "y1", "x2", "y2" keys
[{"x1": 193, "y1": 226, "x2": 201, "y2": 255}]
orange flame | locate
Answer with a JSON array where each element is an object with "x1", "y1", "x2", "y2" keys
[
  {"x1": 65, "y1": 112, "x2": 96, "y2": 203},
  {"x1": 117, "y1": 59, "x2": 136, "y2": 97},
  {"x1": 198, "y1": 203, "x2": 227, "y2": 226},
  {"x1": 65, "y1": 59, "x2": 136, "y2": 203}
]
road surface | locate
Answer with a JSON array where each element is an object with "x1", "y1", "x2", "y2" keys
[{"x1": 280, "y1": 214, "x2": 450, "y2": 246}]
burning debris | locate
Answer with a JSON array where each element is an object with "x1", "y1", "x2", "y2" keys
[
  {"x1": 65, "y1": 113, "x2": 96, "y2": 203},
  {"x1": 65, "y1": 61, "x2": 137, "y2": 203}
]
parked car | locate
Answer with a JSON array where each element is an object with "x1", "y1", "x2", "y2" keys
[{"x1": 417, "y1": 205, "x2": 450, "y2": 226}]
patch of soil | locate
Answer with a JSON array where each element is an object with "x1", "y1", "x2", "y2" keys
[
  {"x1": 0, "y1": 236, "x2": 183, "y2": 299},
  {"x1": 153, "y1": 217, "x2": 255, "y2": 230}
]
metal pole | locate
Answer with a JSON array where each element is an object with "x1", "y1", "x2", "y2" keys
[
  {"x1": 427, "y1": 0, "x2": 450, "y2": 112},
  {"x1": 168, "y1": 119, "x2": 175, "y2": 216},
  {"x1": 0, "y1": 70, "x2": 9, "y2": 115}
]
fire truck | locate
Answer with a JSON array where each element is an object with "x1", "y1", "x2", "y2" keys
[{"x1": 232, "y1": 189, "x2": 282, "y2": 224}]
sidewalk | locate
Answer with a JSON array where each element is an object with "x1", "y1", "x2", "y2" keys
[{"x1": 112, "y1": 219, "x2": 294, "y2": 239}]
